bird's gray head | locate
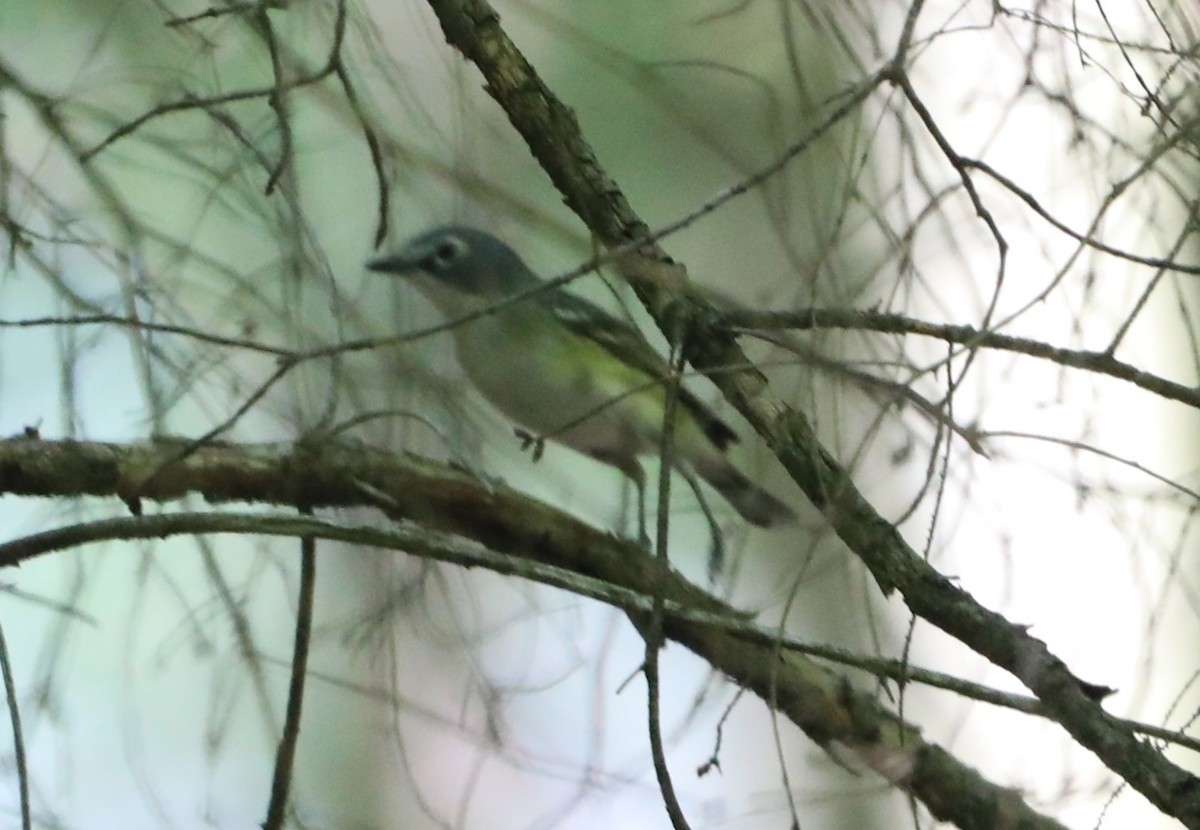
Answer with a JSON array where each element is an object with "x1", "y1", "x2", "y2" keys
[{"x1": 367, "y1": 226, "x2": 540, "y2": 298}]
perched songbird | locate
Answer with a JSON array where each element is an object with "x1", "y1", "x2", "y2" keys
[{"x1": 367, "y1": 226, "x2": 795, "y2": 528}]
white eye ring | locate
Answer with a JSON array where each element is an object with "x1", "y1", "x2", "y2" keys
[{"x1": 428, "y1": 236, "x2": 467, "y2": 269}]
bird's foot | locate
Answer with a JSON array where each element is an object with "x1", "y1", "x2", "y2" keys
[{"x1": 514, "y1": 428, "x2": 546, "y2": 462}]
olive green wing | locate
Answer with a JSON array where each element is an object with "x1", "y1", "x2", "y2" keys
[{"x1": 546, "y1": 288, "x2": 739, "y2": 450}]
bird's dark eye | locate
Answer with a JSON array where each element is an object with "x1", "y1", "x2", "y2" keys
[{"x1": 426, "y1": 237, "x2": 465, "y2": 269}]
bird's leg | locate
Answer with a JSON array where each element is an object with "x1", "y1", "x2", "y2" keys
[
  {"x1": 593, "y1": 450, "x2": 651, "y2": 549},
  {"x1": 678, "y1": 465, "x2": 725, "y2": 580},
  {"x1": 612, "y1": 458, "x2": 650, "y2": 549},
  {"x1": 630, "y1": 464, "x2": 649, "y2": 550}
]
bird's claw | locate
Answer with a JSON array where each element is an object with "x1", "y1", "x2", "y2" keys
[{"x1": 514, "y1": 428, "x2": 546, "y2": 462}]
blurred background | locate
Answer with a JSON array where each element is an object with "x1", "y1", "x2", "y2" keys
[{"x1": 1, "y1": 0, "x2": 1199, "y2": 827}]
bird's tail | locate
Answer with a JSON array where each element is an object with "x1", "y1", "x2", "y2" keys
[{"x1": 693, "y1": 457, "x2": 796, "y2": 528}]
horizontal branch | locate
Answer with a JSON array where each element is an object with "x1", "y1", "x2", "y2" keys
[
  {"x1": 1, "y1": 434, "x2": 1065, "y2": 829},
  {"x1": 724, "y1": 306, "x2": 1200, "y2": 409}
]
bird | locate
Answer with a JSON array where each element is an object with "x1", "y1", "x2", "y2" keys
[{"x1": 366, "y1": 226, "x2": 795, "y2": 530}]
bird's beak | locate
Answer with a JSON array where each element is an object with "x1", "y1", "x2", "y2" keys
[{"x1": 365, "y1": 249, "x2": 420, "y2": 274}]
